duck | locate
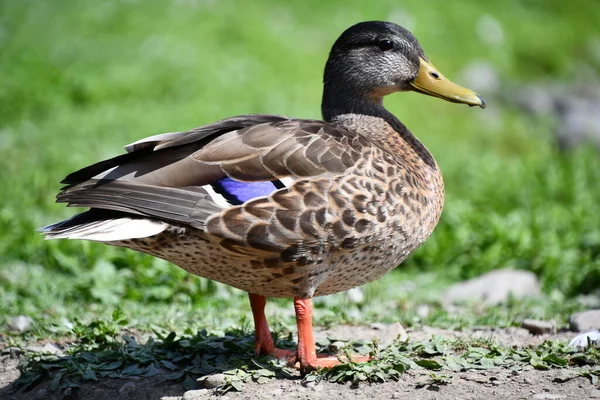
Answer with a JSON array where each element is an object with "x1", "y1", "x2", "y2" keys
[{"x1": 41, "y1": 21, "x2": 485, "y2": 372}]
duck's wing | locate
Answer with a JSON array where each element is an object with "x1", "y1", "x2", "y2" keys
[
  {"x1": 61, "y1": 114, "x2": 289, "y2": 186},
  {"x1": 54, "y1": 114, "x2": 367, "y2": 230}
]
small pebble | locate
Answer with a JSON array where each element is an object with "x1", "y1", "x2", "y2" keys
[
  {"x1": 182, "y1": 389, "x2": 209, "y2": 400},
  {"x1": 443, "y1": 269, "x2": 540, "y2": 308},
  {"x1": 569, "y1": 310, "x2": 600, "y2": 332},
  {"x1": 302, "y1": 381, "x2": 317, "y2": 389},
  {"x1": 416, "y1": 304, "x2": 430, "y2": 319},
  {"x1": 523, "y1": 377, "x2": 533, "y2": 384},
  {"x1": 347, "y1": 287, "x2": 364, "y2": 303},
  {"x1": 522, "y1": 319, "x2": 556, "y2": 335},
  {"x1": 26, "y1": 343, "x2": 62, "y2": 355},
  {"x1": 427, "y1": 384, "x2": 440, "y2": 392},
  {"x1": 119, "y1": 382, "x2": 135, "y2": 393},
  {"x1": 8, "y1": 347, "x2": 22, "y2": 359},
  {"x1": 330, "y1": 341, "x2": 346, "y2": 351},
  {"x1": 382, "y1": 322, "x2": 408, "y2": 345},
  {"x1": 118, "y1": 381, "x2": 136, "y2": 396},
  {"x1": 200, "y1": 373, "x2": 226, "y2": 389},
  {"x1": 531, "y1": 394, "x2": 565, "y2": 400},
  {"x1": 590, "y1": 389, "x2": 600, "y2": 398},
  {"x1": 311, "y1": 383, "x2": 324, "y2": 392},
  {"x1": 9, "y1": 315, "x2": 33, "y2": 333}
]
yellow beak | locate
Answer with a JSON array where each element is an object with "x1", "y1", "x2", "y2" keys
[{"x1": 410, "y1": 57, "x2": 486, "y2": 108}]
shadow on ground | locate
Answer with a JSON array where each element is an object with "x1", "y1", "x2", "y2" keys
[{"x1": 1, "y1": 329, "x2": 299, "y2": 400}]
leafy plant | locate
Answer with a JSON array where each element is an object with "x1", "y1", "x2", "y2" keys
[{"x1": 11, "y1": 320, "x2": 600, "y2": 396}]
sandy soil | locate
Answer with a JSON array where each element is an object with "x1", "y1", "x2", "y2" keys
[{"x1": 1, "y1": 326, "x2": 598, "y2": 400}]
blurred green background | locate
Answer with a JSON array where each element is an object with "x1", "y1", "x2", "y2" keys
[{"x1": 1, "y1": 0, "x2": 600, "y2": 332}]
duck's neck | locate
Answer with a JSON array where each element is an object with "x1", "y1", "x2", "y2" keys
[
  {"x1": 321, "y1": 88, "x2": 437, "y2": 170},
  {"x1": 322, "y1": 87, "x2": 384, "y2": 121}
]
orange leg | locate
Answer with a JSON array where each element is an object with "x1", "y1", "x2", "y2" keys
[
  {"x1": 248, "y1": 293, "x2": 295, "y2": 360},
  {"x1": 249, "y1": 294, "x2": 370, "y2": 373},
  {"x1": 294, "y1": 297, "x2": 371, "y2": 373}
]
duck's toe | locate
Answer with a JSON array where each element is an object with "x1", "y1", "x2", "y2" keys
[{"x1": 296, "y1": 353, "x2": 372, "y2": 373}]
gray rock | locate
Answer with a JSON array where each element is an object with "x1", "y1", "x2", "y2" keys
[
  {"x1": 9, "y1": 315, "x2": 33, "y2": 333},
  {"x1": 26, "y1": 343, "x2": 62, "y2": 355},
  {"x1": 200, "y1": 373, "x2": 226, "y2": 389},
  {"x1": 522, "y1": 319, "x2": 556, "y2": 335},
  {"x1": 569, "y1": 310, "x2": 600, "y2": 332},
  {"x1": 443, "y1": 269, "x2": 541, "y2": 308},
  {"x1": 416, "y1": 304, "x2": 430, "y2": 319},
  {"x1": 118, "y1": 381, "x2": 136, "y2": 398},
  {"x1": 311, "y1": 383, "x2": 324, "y2": 392},
  {"x1": 302, "y1": 380, "x2": 317, "y2": 389},
  {"x1": 555, "y1": 92, "x2": 600, "y2": 150},
  {"x1": 381, "y1": 322, "x2": 408, "y2": 345},
  {"x1": 182, "y1": 389, "x2": 210, "y2": 400},
  {"x1": 347, "y1": 287, "x2": 364, "y2": 304},
  {"x1": 512, "y1": 85, "x2": 558, "y2": 116},
  {"x1": 590, "y1": 389, "x2": 600, "y2": 398},
  {"x1": 509, "y1": 83, "x2": 600, "y2": 150},
  {"x1": 7, "y1": 347, "x2": 22, "y2": 359},
  {"x1": 368, "y1": 322, "x2": 408, "y2": 345},
  {"x1": 330, "y1": 341, "x2": 347, "y2": 351},
  {"x1": 531, "y1": 394, "x2": 565, "y2": 400}
]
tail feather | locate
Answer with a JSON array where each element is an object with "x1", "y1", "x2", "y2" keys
[{"x1": 40, "y1": 210, "x2": 168, "y2": 242}]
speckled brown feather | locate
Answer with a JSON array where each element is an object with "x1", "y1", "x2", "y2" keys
[
  {"x1": 66, "y1": 113, "x2": 441, "y2": 298},
  {"x1": 50, "y1": 112, "x2": 443, "y2": 298}
]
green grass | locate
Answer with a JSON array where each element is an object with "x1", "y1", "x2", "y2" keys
[{"x1": 1, "y1": 0, "x2": 600, "y2": 376}]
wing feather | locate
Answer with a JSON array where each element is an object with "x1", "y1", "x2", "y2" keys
[{"x1": 52, "y1": 114, "x2": 369, "y2": 236}]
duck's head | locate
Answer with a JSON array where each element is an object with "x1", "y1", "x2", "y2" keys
[{"x1": 322, "y1": 21, "x2": 485, "y2": 118}]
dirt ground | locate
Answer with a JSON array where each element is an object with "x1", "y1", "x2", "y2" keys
[{"x1": 1, "y1": 326, "x2": 599, "y2": 400}]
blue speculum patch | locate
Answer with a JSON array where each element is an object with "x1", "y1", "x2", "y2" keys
[{"x1": 211, "y1": 177, "x2": 283, "y2": 205}]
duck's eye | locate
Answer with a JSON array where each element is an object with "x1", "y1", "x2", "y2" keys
[{"x1": 377, "y1": 39, "x2": 394, "y2": 51}]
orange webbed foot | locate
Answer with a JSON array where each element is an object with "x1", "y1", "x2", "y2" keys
[{"x1": 295, "y1": 353, "x2": 372, "y2": 371}]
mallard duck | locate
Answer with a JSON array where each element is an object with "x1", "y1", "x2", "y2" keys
[{"x1": 41, "y1": 21, "x2": 485, "y2": 372}]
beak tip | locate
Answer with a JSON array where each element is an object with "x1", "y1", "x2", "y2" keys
[{"x1": 476, "y1": 94, "x2": 487, "y2": 109}]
